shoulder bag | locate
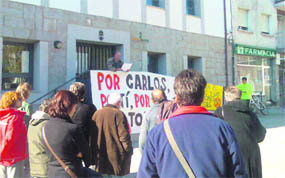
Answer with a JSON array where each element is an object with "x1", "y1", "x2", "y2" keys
[{"x1": 164, "y1": 119, "x2": 196, "y2": 178}]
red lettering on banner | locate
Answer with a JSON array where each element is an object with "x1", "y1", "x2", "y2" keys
[
  {"x1": 134, "y1": 94, "x2": 150, "y2": 108},
  {"x1": 105, "y1": 74, "x2": 113, "y2": 90},
  {"x1": 113, "y1": 74, "x2": 120, "y2": 90},
  {"x1": 134, "y1": 94, "x2": 139, "y2": 108},
  {"x1": 145, "y1": 95, "x2": 150, "y2": 107},
  {"x1": 97, "y1": 72, "x2": 104, "y2": 90},
  {"x1": 97, "y1": 72, "x2": 121, "y2": 90},
  {"x1": 100, "y1": 94, "x2": 107, "y2": 107},
  {"x1": 140, "y1": 95, "x2": 145, "y2": 107}
]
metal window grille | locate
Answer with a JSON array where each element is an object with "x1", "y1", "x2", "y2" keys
[{"x1": 76, "y1": 43, "x2": 115, "y2": 74}]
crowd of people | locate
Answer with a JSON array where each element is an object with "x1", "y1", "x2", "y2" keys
[
  {"x1": 0, "y1": 69, "x2": 266, "y2": 178},
  {"x1": 0, "y1": 82, "x2": 132, "y2": 178},
  {"x1": 138, "y1": 70, "x2": 266, "y2": 178}
]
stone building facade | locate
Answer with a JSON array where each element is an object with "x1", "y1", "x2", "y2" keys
[
  {"x1": 276, "y1": 0, "x2": 285, "y2": 106},
  {"x1": 0, "y1": 0, "x2": 232, "y2": 102},
  {"x1": 231, "y1": 0, "x2": 282, "y2": 103}
]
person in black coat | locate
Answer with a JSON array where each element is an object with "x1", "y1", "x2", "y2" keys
[
  {"x1": 43, "y1": 90, "x2": 91, "y2": 178},
  {"x1": 69, "y1": 82, "x2": 97, "y2": 140},
  {"x1": 215, "y1": 86, "x2": 266, "y2": 178}
]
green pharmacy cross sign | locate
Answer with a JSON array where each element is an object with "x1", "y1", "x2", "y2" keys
[{"x1": 234, "y1": 44, "x2": 276, "y2": 58}]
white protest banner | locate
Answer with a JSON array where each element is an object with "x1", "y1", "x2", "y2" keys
[{"x1": 90, "y1": 70, "x2": 175, "y2": 133}]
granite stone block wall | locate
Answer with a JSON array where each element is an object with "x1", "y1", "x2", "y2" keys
[{"x1": 0, "y1": 0, "x2": 232, "y2": 94}]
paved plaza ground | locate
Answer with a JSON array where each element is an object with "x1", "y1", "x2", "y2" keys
[{"x1": 259, "y1": 107, "x2": 285, "y2": 178}]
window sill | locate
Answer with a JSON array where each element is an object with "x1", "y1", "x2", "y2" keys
[
  {"x1": 261, "y1": 33, "x2": 274, "y2": 38},
  {"x1": 186, "y1": 14, "x2": 201, "y2": 19},
  {"x1": 146, "y1": 5, "x2": 165, "y2": 10},
  {"x1": 237, "y1": 29, "x2": 254, "y2": 34}
]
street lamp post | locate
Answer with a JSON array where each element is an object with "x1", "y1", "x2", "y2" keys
[
  {"x1": 229, "y1": 0, "x2": 235, "y2": 86},
  {"x1": 227, "y1": 32, "x2": 235, "y2": 85},
  {"x1": 223, "y1": 0, "x2": 229, "y2": 87}
]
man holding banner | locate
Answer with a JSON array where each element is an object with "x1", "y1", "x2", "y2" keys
[{"x1": 106, "y1": 51, "x2": 124, "y2": 72}]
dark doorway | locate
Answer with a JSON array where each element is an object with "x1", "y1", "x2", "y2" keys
[
  {"x1": 76, "y1": 42, "x2": 117, "y2": 74},
  {"x1": 76, "y1": 42, "x2": 119, "y2": 104}
]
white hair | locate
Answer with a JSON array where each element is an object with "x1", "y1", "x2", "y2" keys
[
  {"x1": 225, "y1": 86, "x2": 241, "y2": 102},
  {"x1": 108, "y1": 93, "x2": 122, "y2": 105}
]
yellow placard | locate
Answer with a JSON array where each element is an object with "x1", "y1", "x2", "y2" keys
[{"x1": 201, "y1": 83, "x2": 224, "y2": 111}]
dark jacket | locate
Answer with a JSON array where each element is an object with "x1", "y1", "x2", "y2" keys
[
  {"x1": 215, "y1": 100, "x2": 266, "y2": 178},
  {"x1": 90, "y1": 104, "x2": 133, "y2": 176},
  {"x1": 138, "y1": 106, "x2": 246, "y2": 178},
  {"x1": 28, "y1": 111, "x2": 50, "y2": 177},
  {"x1": 106, "y1": 57, "x2": 124, "y2": 71},
  {"x1": 71, "y1": 103, "x2": 97, "y2": 140},
  {"x1": 43, "y1": 117, "x2": 91, "y2": 178}
]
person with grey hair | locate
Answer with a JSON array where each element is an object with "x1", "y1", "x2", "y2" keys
[
  {"x1": 28, "y1": 99, "x2": 51, "y2": 178},
  {"x1": 90, "y1": 93, "x2": 133, "y2": 176},
  {"x1": 69, "y1": 82, "x2": 86, "y2": 102},
  {"x1": 139, "y1": 89, "x2": 167, "y2": 153},
  {"x1": 215, "y1": 86, "x2": 266, "y2": 178}
]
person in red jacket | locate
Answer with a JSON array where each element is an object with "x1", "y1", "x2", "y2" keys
[{"x1": 0, "y1": 91, "x2": 27, "y2": 178}]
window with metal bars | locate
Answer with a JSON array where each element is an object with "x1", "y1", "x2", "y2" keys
[{"x1": 76, "y1": 43, "x2": 116, "y2": 74}]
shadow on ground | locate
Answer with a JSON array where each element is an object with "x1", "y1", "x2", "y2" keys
[{"x1": 259, "y1": 107, "x2": 285, "y2": 128}]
